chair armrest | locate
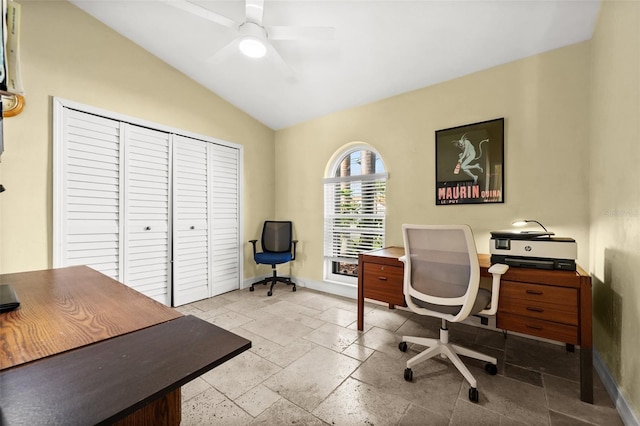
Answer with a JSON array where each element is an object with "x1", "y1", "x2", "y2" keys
[
  {"x1": 291, "y1": 240, "x2": 298, "y2": 261},
  {"x1": 249, "y1": 239, "x2": 258, "y2": 256},
  {"x1": 488, "y1": 263, "x2": 509, "y2": 275},
  {"x1": 480, "y1": 263, "x2": 509, "y2": 316}
]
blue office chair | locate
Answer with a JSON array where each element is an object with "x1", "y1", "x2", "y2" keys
[{"x1": 249, "y1": 221, "x2": 298, "y2": 296}]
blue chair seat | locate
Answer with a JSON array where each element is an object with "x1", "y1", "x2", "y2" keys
[{"x1": 255, "y1": 251, "x2": 292, "y2": 265}]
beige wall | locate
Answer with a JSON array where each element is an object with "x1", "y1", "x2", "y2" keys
[
  {"x1": 275, "y1": 42, "x2": 591, "y2": 283},
  {"x1": 590, "y1": 0, "x2": 640, "y2": 416},
  {"x1": 0, "y1": 1, "x2": 275, "y2": 275},
  {"x1": 2, "y1": 0, "x2": 638, "y2": 418}
]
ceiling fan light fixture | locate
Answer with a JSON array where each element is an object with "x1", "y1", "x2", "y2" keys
[
  {"x1": 238, "y1": 21, "x2": 268, "y2": 58},
  {"x1": 239, "y1": 37, "x2": 267, "y2": 58}
]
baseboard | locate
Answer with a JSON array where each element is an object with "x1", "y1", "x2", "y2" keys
[
  {"x1": 594, "y1": 349, "x2": 640, "y2": 426},
  {"x1": 293, "y1": 276, "x2": 358, "y2": 300},
  {"x1": 242, "y1": 275, "x2": 358, "y2": 300}
]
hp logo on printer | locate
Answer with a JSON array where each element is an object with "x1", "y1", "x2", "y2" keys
[{"x1": 525, "y1": 246, "x2": 532, "y2": 252}]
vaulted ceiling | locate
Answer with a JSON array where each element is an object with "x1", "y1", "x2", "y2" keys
[{"x1": 70, "y1": 0, "x2": 601, "y2": 130}]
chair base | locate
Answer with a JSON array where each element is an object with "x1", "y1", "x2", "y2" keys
[
  {"x1": 249, "y1": 267, "x2": 296, "y2": 296},
  {"x1": 399, "y1": 320, "x2": 497, "y2": 403}
]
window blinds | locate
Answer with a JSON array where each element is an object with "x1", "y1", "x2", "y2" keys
[{"x1": 323, "y1": 172, "x2": 387, "y2": 262}]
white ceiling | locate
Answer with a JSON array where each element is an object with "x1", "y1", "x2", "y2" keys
[{"x1": 69, "y1": 0, "x2": 601, "y2": 130}]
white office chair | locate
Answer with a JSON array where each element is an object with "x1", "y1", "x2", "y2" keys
[{"x1": 398, "y1": 224, "x2": 508, "y2": 403}]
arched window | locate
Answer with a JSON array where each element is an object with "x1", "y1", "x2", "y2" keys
[{"x1": 323, "y1": 144, "x2": 387, "y2": 285}]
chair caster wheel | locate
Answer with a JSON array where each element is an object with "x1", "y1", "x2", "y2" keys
[
  {"x1": 485, "y1": 363, "x2": 497, "y2": 375},
  {"x1": 267, "y1": 291, "x2": 273, "y2": 296},
  {"x1": 403, "y1": 368, "x2": 413, "y2": 382},
  {"x1": 249, "y1": 287, "x2": 254, "y2": 292},
  {"x1": 398, "y1": 342, "x2": 408, "y2": 352},
  {"x1": 469, "y1": 387, "x2": 479, "y2": 403}
]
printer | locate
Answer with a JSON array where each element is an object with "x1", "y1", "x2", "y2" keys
[{"x1": 490, "y1": 230, "x2": 577, "y2": 271}]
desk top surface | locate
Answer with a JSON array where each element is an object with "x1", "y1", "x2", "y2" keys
[
  {"x1": 0, "y1": 315, "x2": 251, "y2": 425},
  {"x1": 360, "y1": 247, "x2": 491, "y2": 267},
  {"x1": 361, "y1": 247, "x2": 588, "y2": 286},
  {"x1": 0, "y1": 266, "x2": 182, "y2": 370}
]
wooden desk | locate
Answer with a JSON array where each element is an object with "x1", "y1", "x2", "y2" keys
[
  {"x1": 357, "y1": 247, "x2": 593, "y2": 404},
  {"x1": 0, "y1": 266, "x2": 251, "y2": 424}
]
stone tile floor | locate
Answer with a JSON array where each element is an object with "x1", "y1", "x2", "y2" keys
[{"x1": 175, "y1": 286, "x2": 622, "y2": 425}]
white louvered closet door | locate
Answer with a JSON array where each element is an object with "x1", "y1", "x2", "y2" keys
[
  {"x1": 210, "y1": 143, "x2": 240, "y2": 296},
  {"x1": 122, "y1": 124, "x2": 171, "y2": 305},
  {"x1": 55, "y1": 108, "x2": 123, "y2": 280},
  {"x1": 55, "y1": 99, "x2": 241, "y2": 308},
  {"x1": 172, "y1": 136, "x2": 211, "y2": 306}
]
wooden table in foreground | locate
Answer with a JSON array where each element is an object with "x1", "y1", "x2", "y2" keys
[
  {"x1": 0, "y1": 266, "x2": 251, "y2": 425},
  {"x1": 357, "y1": 247, "x2": 593, "y2": 404}
]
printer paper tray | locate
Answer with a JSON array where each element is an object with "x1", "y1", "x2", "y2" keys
[{"x1": 491, "y1": 255, "x2": 576, "y2": 271}]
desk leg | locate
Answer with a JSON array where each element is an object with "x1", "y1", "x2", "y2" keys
[
  {"x1": 580, "y1": 347, "x2": 594, "y2": 403},
  {"x1": 357, "y1": 256, "x2": 365, "y2": 331},
  {"x1": 579, "y1": 274, "x2": 593, "y2": 404},
  {"x1": 113, "y1": 388, "x2": 181, "y2": 425}
]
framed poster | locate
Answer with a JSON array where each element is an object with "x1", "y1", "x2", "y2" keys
[{"x1": 435, "y1": 118, "x2": 504, "y2": 205}]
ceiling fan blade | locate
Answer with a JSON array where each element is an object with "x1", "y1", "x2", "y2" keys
[
  {"x1": 163, "y1": 0, "x2": 237, "y2": 29},
  {"x1": 205, "y1": 38, "x2": 240, "y2": 64},
  {"x1": 264, "y1": 42, "x2": 295, "y2": 81},
  {"x1": 245, "y1": 0, "x2": 265, "y2": 25},
  {"x1": 267, "y1": 26, "x2": 335, "y2": 41}
]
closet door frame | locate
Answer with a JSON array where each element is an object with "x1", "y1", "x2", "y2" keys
[{"x1": 53, "y1": 97, "x2": 244, "y2": 304}]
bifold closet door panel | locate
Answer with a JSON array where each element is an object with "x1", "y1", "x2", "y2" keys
[
  {"x1": 210, "y1": 144, "x2": 241, "y2": 296},
  {"x1": 172, "y1": 136, "x2": 210, "y2": 306},
  {"x1": 55, "y1": 108, "x2": 123, "y2": 281},
  {"x1": 123, "y1": 124, "x2": 171, "y2": 305}
]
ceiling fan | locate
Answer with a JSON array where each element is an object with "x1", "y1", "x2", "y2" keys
[{"x1": 164, "y1": 0, "x2": 335, "y2": 78}]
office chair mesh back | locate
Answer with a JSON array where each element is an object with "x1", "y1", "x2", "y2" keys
[
  {"x1": 262, "y1": 221, "x2": 292, "y2": 253},
  {"x1": 405, "y1": 226, "x2": 487, "y2": 318},
  {"x1": 399, "y1": 224, "x2": 508, "y2": 403}
]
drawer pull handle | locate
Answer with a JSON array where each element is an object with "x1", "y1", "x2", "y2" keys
[
  {"x1": 526, "y1": 307, "x2": 544, "y2": 313},
  {"x1": 525, "y1": 290, "x2": 543, "y2": 295},
  {"x1": 526, "y1": 324, "x2": 543, "y2": 331},
  {"x1": 378, "y1": 276, "x2": 388, "y2": 281}
]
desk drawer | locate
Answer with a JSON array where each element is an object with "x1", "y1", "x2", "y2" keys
[
  {"x1": 499, "y1": 281, "x2": 578, "y2": 323},
  {"x1": 499, "y1": 298, "x2": 578, "y2": 325},
  {"x1": 363, "y1": 263, "x2": 406, "y2": 306},
  {"x1": 497, "y1": 312, "x2": 578, "y2": 344},
  {"x1": 500, "y1": 281, "x2": 578, "y2": 305}
]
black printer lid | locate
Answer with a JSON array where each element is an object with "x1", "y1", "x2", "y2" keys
[
  {"x1": 490, "y1": 230, "x2": 554, "y2": 240},
  {"x1": 490, "y1": 231, "x2": 576, "y2": 243}
]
